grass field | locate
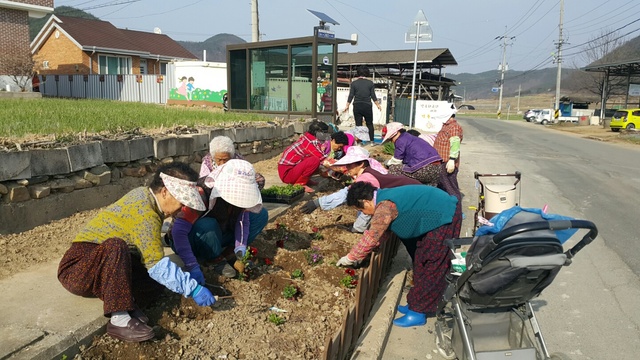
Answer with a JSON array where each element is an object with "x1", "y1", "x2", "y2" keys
[{"x1": 0, "y1": 98, "x2": 271, "y2": 137}]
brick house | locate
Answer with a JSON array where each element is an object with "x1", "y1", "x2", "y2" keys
[
  {"x1": 0, "y1": 0, "x2": 53, "y2": 75},
  {"x1": 31, "y1": 15, "x2": 197, "y2": 75}
]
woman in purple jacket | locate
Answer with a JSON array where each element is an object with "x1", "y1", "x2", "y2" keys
[{"x1": 381, "y1": 122, "x2": 442, "y2": 186}]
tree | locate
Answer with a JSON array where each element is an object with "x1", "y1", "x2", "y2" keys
[
  {"x1": 1, "y1": 53, "x2": 36, "y2": 92},
  {"x1": 567, "y1": 30, "x2": 634, "y2": 103}
]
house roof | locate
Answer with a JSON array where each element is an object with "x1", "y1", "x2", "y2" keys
[
  {"x1": 31, "y1": 15, "x2": 196, "y2": 60},
  {"x1": 337, "y1": 49, "x2": 457, "y2": 70}
]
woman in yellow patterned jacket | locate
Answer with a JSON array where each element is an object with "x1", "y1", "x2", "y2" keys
[{"x1": 58, "y1": 162, "x2": 215, "y2": 343}]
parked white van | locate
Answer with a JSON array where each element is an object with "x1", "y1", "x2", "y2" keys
[{"x1": 532, "y1": 109, "x2": 554, "y2": 125}]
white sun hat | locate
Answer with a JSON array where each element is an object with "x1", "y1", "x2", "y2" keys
[
  {"x1": 333, "y1": 146, "x2": 371, "y2": 166},
  {"x1": 204, "y1": 159, "x2": 262, "y2": 212},
  {"x1": 347, "y1": 126, "x2": 371, "y2": 142},
  {"x1": 160, "y1": 173, "x2": 206, "y2": 211}
]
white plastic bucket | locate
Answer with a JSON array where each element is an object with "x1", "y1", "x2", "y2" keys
[{"x1": 484, "y1": 184, "x2": 517, "y2": 214}]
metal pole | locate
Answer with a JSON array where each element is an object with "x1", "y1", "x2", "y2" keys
[
  {"x1": 409, "y1": 21, "x2": 420, "y2": 129},
  {"x1": 554, "y1": 0, "x2": 564, "y2": 120}
]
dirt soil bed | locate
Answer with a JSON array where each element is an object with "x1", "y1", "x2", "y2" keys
[{"x1": 1, "y1": 152, "x2": 394, "y2": 359}]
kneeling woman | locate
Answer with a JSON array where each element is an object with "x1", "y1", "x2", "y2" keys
[
  {"x1": 337, "y1": 182, "x2": 462, "y2": 327},
  {"x1": 58, "y1": 163, "x2": 216, "y2": 342}
]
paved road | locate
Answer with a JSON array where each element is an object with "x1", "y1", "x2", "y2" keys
[{"x1": 381, "y1": 117, "x2": 640, "y2": 359}]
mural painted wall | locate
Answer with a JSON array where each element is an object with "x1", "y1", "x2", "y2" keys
[{"x1": 168, "y1": 61, "x2": 227, "y2": 107}]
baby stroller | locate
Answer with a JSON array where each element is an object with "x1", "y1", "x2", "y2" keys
[
  {"x1": 435, "y1": 209, "x2": 598, "y2": 360},
  {"x1": 473, "y1": 171, "x2": 522, "y2": 234}
]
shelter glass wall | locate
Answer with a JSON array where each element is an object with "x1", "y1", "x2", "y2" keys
[
  {"x1": 250, "y1": 46, "x2": 289, "y2": 111},
  {"x1": 317, "y1": 43, "x2": 335, "y2": 114},
  {"x1": 229, "y1": 49, "x2": 247, "y2": 110},
  {"x1": 291, "y1": 44, "x2": 313, "y2": 112}
]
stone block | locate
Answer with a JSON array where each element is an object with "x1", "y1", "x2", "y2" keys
[
  {"x1": 293, "y1": 121, "x2": 309, "y2": 134},
  {"x1": 15, "y1": 176, "x2": 49, "y2": 186},
  {"x1": 67, "y1": 142, "x2": 104, "y2": 172},
  {"x1": 154, "y1": 137, "x2": 177, "y2": 159},
  {"x1": 129, "y1": 137, "x2": 154, "y2": 161},
  {"x1": 256, "y1": 126, "x2": 271, "y2": 141},
  {"x1": 30, "y1": 148, "x2": 71, "y2": 176},
  {"x1": 101, "y1": 140, "x2": 130, "y2": 163},
  {"x1": 5, "y1": 183, "x2": 30, "y2": 202},
  {"x1": 0, "y1": 151, "x2": 31, "y2": 181},
  {"x1": 70, "y1": 174, "x2": 93, "y2": 189},
  {"x1": 47, "y1": 178, "x2": 75, "y2": 192},
  {"x1": 233, "y1": 128, "x2": 248, "y2": 143},
  {"x1": 191, "y1": 133, "x2": 210, "y2": 152},
  {"x1": 175, "y1": 136, "x2": 194, "y2": 156},
  {"x1": 237, "y1": 143, "x2": 253, "y2": 156},
  {"x1": 0, "y1": 183, "x2": 7, "y2": 195},
  {"x1": 175, "y1": 155, "x2": 190, "y2": 163},
  {"x1": 28, "y1": 184, "x2": 51, "y2": 199},
  {"x1": 245, "y1": 126, "x2": 257, "y2": 141},
  {"x1": 285, "y1": 124, "x2": 295, "y2": 137},
  {"x1": 110, "y1": 166, "x2": 121, "y2": 182},
  {"x1": 209, "y1": 128, "x2": 227, "y2": 140},
  {"x1": 83, "y1": 168, "x2": 111, "y2": 186},
  {"x1": 121, "y1": 166, "x2": 147, "y2": 177}
]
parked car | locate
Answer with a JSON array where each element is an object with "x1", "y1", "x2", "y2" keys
[
  {"x1": 532, "y1": 109, "x2": 553, "y2": 125},
  {"x1": 523, "y1": 109, "x2": 540, "y2": 122},
  {"x1": 610, "y1": 109, "x2": 640, "y2": 132}
]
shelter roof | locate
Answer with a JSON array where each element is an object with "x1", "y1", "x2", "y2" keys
[
  {"x1": 583, "y1": 58, "x2": 640, "y2": 76},
  {"x1": 337, "y1": 48, "x2": 457, "y2": 70}
]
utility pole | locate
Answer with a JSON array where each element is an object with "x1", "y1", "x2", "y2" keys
[
  {"x1": 553, "y1": 0, "x2": 565, "y2": 120},
  {"x1": 251, "y1": 0, "x2": 260, "y2": 42},
  {"x1": 496, "y1": 30, "x2": 515, "y2": 119},
  {"x1": 517, "y1": 84, "x2": 521, "y2": 113}
]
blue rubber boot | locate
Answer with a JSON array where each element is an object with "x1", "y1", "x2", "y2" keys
[
  {"x1": 397, "y1": 304, "x2": 409, "y2": 314},
  {"x1": 393, "y1": 309, "x2": 426, "y2": 327}
]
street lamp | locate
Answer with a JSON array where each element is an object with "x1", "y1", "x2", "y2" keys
[{"x1": 405, "y1": 10, "x2": 432, "y2": 129}]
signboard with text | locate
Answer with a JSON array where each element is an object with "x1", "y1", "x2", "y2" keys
[{"x1": 414, "y1": 100, "x2": 454, "y2": 133}]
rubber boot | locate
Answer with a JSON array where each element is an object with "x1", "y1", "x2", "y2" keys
[
  {"x1": 397, "y1": 304, "x2": 409, "y2": 314},
  {"x1": 393, "y1": 308, "x2": 426, "y2": 327}
]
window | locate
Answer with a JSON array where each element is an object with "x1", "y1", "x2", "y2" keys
[
  {"x1": 140, "y1": 59, "x2": 147, "y2": 74},
  {"x1": 250, "y1": 46, "x2": 289, "y2": 111},
  {"x1": 98, "y1": 55, "x2": 132, "y2": 74}
]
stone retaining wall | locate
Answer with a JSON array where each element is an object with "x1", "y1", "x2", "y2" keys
[{"x1": 0, "y1": 120, "x2": 312, "y2": 234}]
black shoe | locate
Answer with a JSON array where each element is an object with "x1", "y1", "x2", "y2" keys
[
  {"x1": 106, "y1": 318, "x2": 154, "y2": 342},
  {"x1": 212, "y1": 260, "x2": 237, "y2": 278}
]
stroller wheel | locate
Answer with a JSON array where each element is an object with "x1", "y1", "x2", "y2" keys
[
  {"x1": 435, "y1": 332, "x2": 456, "y2": 360},
  {"x1": 549, "y1": 352, "x2": 572, "y2": 360}
]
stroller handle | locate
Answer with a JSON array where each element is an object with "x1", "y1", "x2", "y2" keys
[{"x1": 483, "y1": 220, "x2": 598, "y2": 262}]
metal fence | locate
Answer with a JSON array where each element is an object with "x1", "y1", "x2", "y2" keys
[{"x1": 37, "y1": 70, "x2": 177, "y2": 104}]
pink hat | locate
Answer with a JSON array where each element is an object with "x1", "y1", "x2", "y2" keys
[
  {"x1": 382, "y1": 122, "x2": 404, "y2": 143},
  {"x1": 204, "y1": 159, "x2": 262, "y2": 212}
]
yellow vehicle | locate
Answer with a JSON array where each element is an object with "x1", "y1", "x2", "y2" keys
[{"x1": 610, "y1": 109, "x2": 640, "y2": 132}]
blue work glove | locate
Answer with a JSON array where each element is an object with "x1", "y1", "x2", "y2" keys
[
  {"x1": 190, "y1": 285, "x2": 216, "y2": 306},
  {"x1": 235, "y1": 246, "x2": 247, "y2": 259},
  {"x1": 188, "y1": 266, "x2": 205, "y2": 285}
]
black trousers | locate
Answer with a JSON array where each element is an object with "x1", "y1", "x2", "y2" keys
[{"x1": 353, "y1": 102, "x2": 375, "y2": 143}]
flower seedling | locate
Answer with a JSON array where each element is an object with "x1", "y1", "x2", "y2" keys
[
  {"x1": 282, "y1": 284, "x2": 300, "y2": 301},
  {"x1": 261, "y1": 184, "x2": 304, "y2": 197},
  {"x1": 340, "y1": 268, "x2": 358, "y2": 289},
  {"x1": 305, "y1": 247, "x2": 324, "y2": 266},
  {"x1": 267, "y1": 313, "x2": 286, "y2": 326},
  {"x1": 264, "y1": 258, "x2": 273, "y2": 265},
  {"x1": 237, "y1": 246, "x2": 258, "y2": 281},
  {"x1": 310, "y1": 227, "x2": 324, "y2": 240},
  {"x1": 291, "y1": 269, "x2": 304, "y2": 280},
  {"x1": 275, "y1": 223, "x2": 288, "y2": 248}
]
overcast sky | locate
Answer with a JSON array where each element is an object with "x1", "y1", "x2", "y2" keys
[{"x1": 59, "y1": 0, "x2": 640, "y2": 75}]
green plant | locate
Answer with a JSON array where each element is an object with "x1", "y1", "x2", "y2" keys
[
  {"x1": 291, "y1": 269, "x2": 304, "y2": 280},
  {"x1": 340, "y1": 268, "x2": 358, "y2": 289},
  {"x1": 310, "y1": 226, "x2": 324, "y2": 240},
  {"x1": 261, "y1": 184, "x2": 304, "y2": 197},
  {"x1": 237, "y1": 246, "x2": 258, "y2": 281},
  {"x1": 305, "y1": 246, "x2": 323, "y2": 266},
  {"x1": 282, "y1": 284, "x2": 300, "y2": 300},
  {"x1": 383, "y1": 141, "x2": 395, "y2": 155},
  {"x1": 267, "y1": 313, "x2": 286, "y2": 325}
]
